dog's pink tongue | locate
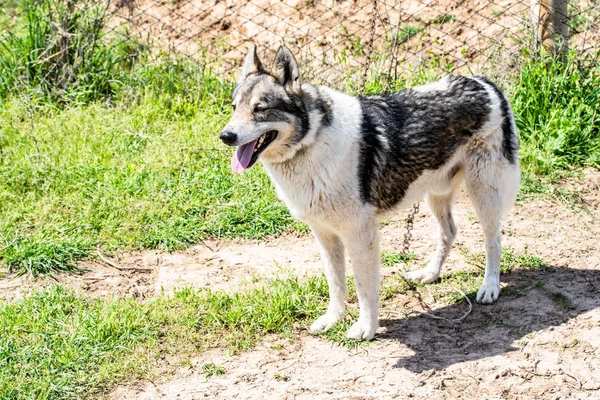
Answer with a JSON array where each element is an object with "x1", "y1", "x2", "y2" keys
[{"x1": 231, "y1": 140, "x2": 258, "y2": 174}]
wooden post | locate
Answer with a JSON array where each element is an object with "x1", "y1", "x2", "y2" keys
[
  {"x1": 531, "y1": 0, "x2": 569, "y2": 56},
  {"x1": 552, "y1": 0, "x2": 569, "y2": 55}
]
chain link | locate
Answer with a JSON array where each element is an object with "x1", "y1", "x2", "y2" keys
[
  {"x1": 3, "y1": 1, "x2": 597, "y2": 89},
  {"x1": 359, "y1": 0, "x2": 377, "y2": 94},
  {"x1": 402, "y1": 202, "x2": 420, "y2": 254}
]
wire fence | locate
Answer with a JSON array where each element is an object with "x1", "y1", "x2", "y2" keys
[{"x1": 2, "y1": 0, "x2": 600, "y2": 89}]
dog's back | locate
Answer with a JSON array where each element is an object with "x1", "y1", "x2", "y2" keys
[{"x1": 357, "y1": 76, "x2": 518, "y2": 211}]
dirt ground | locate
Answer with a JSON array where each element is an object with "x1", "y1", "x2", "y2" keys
[{"x1": 2, "y1": 170, "x2": 599, "y2": 399}]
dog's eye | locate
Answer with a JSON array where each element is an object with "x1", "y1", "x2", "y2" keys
[
  {"x1": 232, "y1": 104, "x2": 236, "y2": 111},
  {"x1": 254, "y1": 105, "x2": 267, "y2": 113}
]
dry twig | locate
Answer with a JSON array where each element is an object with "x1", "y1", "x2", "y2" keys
[{"x1": 96, "y1": 246, "x2": 154, "y2": 272}]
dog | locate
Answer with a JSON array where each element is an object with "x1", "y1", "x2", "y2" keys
[{"x1": 220, "y1": 45, "x2": 520, "y2": 340}]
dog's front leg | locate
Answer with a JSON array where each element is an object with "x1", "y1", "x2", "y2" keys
[
  {"x1": 343, "y1": 218, "x2": 380, "y2": 340},
  {"x1": 309, "y1": 225, "x2": 347, "y2": 334}
]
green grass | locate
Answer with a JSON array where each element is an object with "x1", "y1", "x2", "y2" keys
[
  {"x1": 511, "y1": 51, "x2": 600, "y2": 176},
  {"x1": 0, "y1": 64, "x2": 305, "y2": 275},
  {"x1": 0, "y1": 0, "x2": 141, "y2": 102},
  {"x1": 395, "y1": 25, "x2": 424, "y2": 45},
  {"x1": 202, "y1": 363, "x2": 226, "y2": 378},
  {"x1": 381, "y1": 250, "x2": 417, "y2": 267},
  {"x1": 430, "y1": 14, "x2": 456, "y2": 25},
  {"x1": 0, "y1": 276, "x2": 330, "y2": 399},
  {"x1": 465, "y1": 247, "x2": 547, "y2": 275},
  {"x1": 551, "y1": 292, "x2": 573, "y2": 309}
]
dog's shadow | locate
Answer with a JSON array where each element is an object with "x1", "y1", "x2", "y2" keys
[{"x1": 378, "y1": 265, "x2": 600, "y2": 373}]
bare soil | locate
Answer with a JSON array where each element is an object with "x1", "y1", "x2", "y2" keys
[{"x1": 2, "y1": 170, "x2": 599, "y2": 399}]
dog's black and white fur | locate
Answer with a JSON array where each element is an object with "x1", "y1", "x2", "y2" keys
[{"x1": 220, "y1": 45, "x2": 520, "y2": 340}]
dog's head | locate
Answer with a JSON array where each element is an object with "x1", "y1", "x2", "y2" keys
[{"x1": 220, "y1": 45, "x2": 310, "y2": 173}]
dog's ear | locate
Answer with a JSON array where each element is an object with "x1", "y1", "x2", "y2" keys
[
  {"x1": 240, "y1": 44, "x2": 264, "y2": 81},
  {"x1": 273, "y1": 45, "x2": 301, "y2": 93}
]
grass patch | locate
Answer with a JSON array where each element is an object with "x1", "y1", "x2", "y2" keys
[
  {"x1": 0, "y1": 275, "x2": 330, "y2": 398},
  {"x1": 519, "y1": 172, "x2": 590, "y2": 211},
  {"x1": 201, "y1": 363, "x2": 226, "y2": 378},
  {"x1": 381, "y1": 250, "x2": 417, "y2": 267},
  {"x1": 396, "y1": 25, "x2": 424, "y2": 45},
  {"x1": 0, "y1": 0, "x2": 142, "y2": 103},
  {"x1": 511, "y1": 52, "x2": 600, "y2": 176},
  {"x1": 0, "y1": 65, "x2": 305, "y2": 275},
  {"x1": 430, "y1": 14, "x2": 456, "y2": 25},
  {"x1": 0, "y1": 247, "x2": 556, "y2": 397},
  {"x1": 404, "y1": 247, "x2": 549, "y2": 303},
  {"x1": 0, "y1": 268, "x2": 436, "y2": 396},
  {"x1": 551, "y1": 292, "x2": 573, "y2": 309},
  {"x1": 465, "y1": 247, "x2": 546, "y2": 275}
]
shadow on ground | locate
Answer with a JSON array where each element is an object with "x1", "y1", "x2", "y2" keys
[{"x1": 378, "y1": 266, "x2": 600, "y2": 373}]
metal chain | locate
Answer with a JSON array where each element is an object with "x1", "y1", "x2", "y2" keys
[{"x1": 402, "y1": 202, "x2": 420, "y2": 254}]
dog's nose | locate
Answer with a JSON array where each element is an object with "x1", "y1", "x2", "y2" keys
[{"x1": 220, "y1": 131, "x2": 237, "y2": 146}]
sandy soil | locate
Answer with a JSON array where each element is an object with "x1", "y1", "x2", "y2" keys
[{"x1": 2, "y1": 170, "x2": 599, "y2": 399}]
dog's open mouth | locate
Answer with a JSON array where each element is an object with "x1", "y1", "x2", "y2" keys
[{"x1": 231, "y1": 130, "x2": 278, "y2": 174}]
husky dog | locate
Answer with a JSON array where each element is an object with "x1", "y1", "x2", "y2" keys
[{"x1": 220, "y1": 45, "x2": 520, "y2": 340}]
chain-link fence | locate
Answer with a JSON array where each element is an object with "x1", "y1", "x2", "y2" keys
[{"x1": 2, "y1": 0, "x2": 599, "y2": 89}]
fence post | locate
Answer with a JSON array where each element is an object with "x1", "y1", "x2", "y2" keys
[
  {"x1": 531, "y1": 0, "x2": 569, "y2": 56},
  {"x1": 552, "y1": 0, "x2": 569, "y2": 56}
]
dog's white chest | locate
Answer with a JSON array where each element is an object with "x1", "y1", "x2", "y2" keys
[
  {"x1": 263, "y1": 153, "x2": 360, "y2": 226},
  {"x1": 266, "y1": 168, "x2": 334, "y2": 222}
]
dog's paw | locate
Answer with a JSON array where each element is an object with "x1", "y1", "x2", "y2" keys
[
  {"x1": 309, "y1": 313, "x2": 342, "y2": 333},
  {"x1": 404, "y1": 268, "x2": 439, "y2": 284},
  {"x1": 347, "y1": 319, "x2": 378, "y2": 341},
  {"x1": 476, "y1": 282, "x2": 500, "y2": 304}
]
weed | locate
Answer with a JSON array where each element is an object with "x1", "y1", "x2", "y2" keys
[
  {"x1": 381, "y1": 250, "x2": 417, "y2": 267},
  {"x1": 202, "y1": 363, "x2": 226, "y2": 378},
  {"x1": 396, "y1": 25, "x2": 423, "y2": 45},
  {"x1": 565, "y1": 338, "x2": 579, "y2": 348},
  {"x1": 512, "y1": 51, "x2": 600, "y2": 176},
  {"x1": 535, "y1": 281, "x2": 544, "y2": 289},
  {"x1": 0, "y1": 0, "x2": 142, "y2": 103},
  {"x1": 497, "y1": 322, "x2": 521, "y2": 329},
  {"x1": 519, "y1": 172, "x2": 589, "y2": 211},
  {"x1": 551, "y1": 292, "x2": 572, "y2": 309},
  {"x1": 502, "y1": 287, "x2": 523, "y2": 298},
  {"x1": 466, "y1": 212, "x2": 478, "y2": 223},
  {"x1": 430, "y1": 14, "x2": 456, "y2": 25},
  {"x1": 274, "y1": 372, "x2": 290, "y2": 381},
  {"x1": 381, "y1": 274, "x2": 416, "y2": 301},
  {"x1": 431, "y1": 270, "x2": 481, "y2": 303},
  {"x1": 465, "y1": 247, "x2": 546, "y2": 274}
]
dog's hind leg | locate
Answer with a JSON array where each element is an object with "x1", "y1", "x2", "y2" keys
[
  {"x1": 309, "y1": 225, "x2": 347, "y2": 334},
  {"x1": 405, "y1": 191, "x2": 457, "y2": 284},
  {"x1": 465, "y1": 153, "x2": 519, "y2": 304}
]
